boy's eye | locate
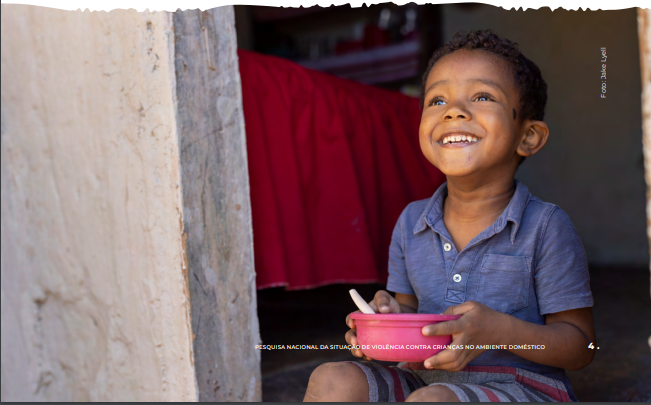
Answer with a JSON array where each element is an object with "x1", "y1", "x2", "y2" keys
[
  {"x1": 474, "y1": 93, "x2": 494, "y2": 102},
  {"x1": 428, "y1": 97, "x2": 447, "y2": 106}
]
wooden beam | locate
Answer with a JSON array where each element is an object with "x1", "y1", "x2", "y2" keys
[{"x1": 173, "y1": 7, "x2": 261, "y2": 401}]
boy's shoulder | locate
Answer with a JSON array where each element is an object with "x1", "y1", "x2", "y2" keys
[
  {"x1": 527, "y1": 194, "x2": 555, "y2": 209},
  {"x1": 400, "y1": 197, "x2": 433, "y2": 225},
  {"x1": 390, "y1": 197, "x2": 433, "y2": 240},
  {"x1": 525, "y1": 195, "x2": 575, "y2": 228},
  {"x1": 404, "y1": 197, "x2": 432, "y2": 216},
  {"x1": 512, "y1": 191, "x2": 581, "y2": 251},
  {"x1": 525, "y1": 195, "x2": 558, "y2": 216}
]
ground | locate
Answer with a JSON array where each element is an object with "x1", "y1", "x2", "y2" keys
[{"x1": 257, "y1": 267, "x2": 651, "y2": 402}]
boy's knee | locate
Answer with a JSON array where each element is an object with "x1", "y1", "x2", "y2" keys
[
  {"x1": 304, "y1": 362, "x2": 368, "y2": 402},
  {"x1": 405, "y1": 385, "x2": 460, "y2": 402},
  {"x1": 309, "y1": 362, "x2": 358, "y2": 386}
]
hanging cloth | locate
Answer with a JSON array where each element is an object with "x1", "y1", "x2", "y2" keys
[{"x1": 238, "y1": 50, "x2": 445, "y2": 290}]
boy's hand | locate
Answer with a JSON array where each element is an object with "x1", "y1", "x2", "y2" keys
[
  {"x1": 421, "y1": 301, "x2": 509, "y2": 371},
  {"x1": 367, "y1": 290, "x2": 402, "y2": 314},
  {"x1": 345, "y1": 290, "x2": 402, "y2": 360}
]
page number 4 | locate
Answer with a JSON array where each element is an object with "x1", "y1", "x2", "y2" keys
[{"x1": 588, "y1": 343, "x2": 599, "y2": 349}]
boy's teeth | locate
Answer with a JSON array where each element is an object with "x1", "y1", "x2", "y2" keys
[{"x1": 441, "y1": 135, "x2": 480, "y2": 144}]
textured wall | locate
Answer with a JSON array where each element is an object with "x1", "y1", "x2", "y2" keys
[
  {"x1": 441, "y1": 6, "x2": 647, "y2": 266},
  {"x1": 0, "y1": 6, "x2": 197, "y2": 401}
]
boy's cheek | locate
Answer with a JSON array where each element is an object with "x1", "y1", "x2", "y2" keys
[
  {"x1": 418, "y1": 113, "x2": 439, "y2": 137},
  {"x1": 418, "y1": 124, "x2": 436, "y2": 144},
  {"x1": 418, "y1": 134, "x2": 437, "y2": 158}
]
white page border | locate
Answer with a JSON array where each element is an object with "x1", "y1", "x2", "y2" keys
[{"x1": 0, "y1": 0, "x2": 648, "y2": 12}]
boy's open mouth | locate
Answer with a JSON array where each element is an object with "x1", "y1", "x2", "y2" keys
[
  {"x1": 437, "y1": 132, "x2": 481, "y2": 145},
  {"x1": 441, "y1": 135, "x2": 479, "y2": 144}
]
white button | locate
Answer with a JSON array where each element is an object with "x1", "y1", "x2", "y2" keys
[
  {"x1": 453, "y1": 274, "x2": 462, "y2": 283},
  {"x1": 443, "y1": 243, "x2": 452, "y2": 252}
]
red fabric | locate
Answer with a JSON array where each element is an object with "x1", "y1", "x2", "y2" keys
[{"x1": 238, "y1": 50, "x2": 445, "y2": 290}]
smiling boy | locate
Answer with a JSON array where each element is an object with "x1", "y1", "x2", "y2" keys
[{"x1": 303, "y1": 30, "x2": 595, "y2": 402}]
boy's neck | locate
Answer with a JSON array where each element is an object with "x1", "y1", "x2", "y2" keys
[{"x1": 443, "y1": 175, "x2": 516, "y2": 224}]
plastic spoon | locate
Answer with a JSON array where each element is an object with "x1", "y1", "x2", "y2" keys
[{"x1": 349, "y1": 289, "x2": 376, "y2": 314}]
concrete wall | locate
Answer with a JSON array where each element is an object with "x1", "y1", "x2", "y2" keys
[
  {"x1": 0, "y1": 6, "x2": 197, "y2": 401},
  {"x1": 441, "y1": 6, "x2": 647, "y2": 266}
]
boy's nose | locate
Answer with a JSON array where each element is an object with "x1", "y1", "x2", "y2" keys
[
  {"x1": 444, "y1": 111, "x2": 469, "y2": 121},
  {"x1": 443, "y1": 103, "x2": 471, "y2": 121},
  {"x1": 445, "y1": 112, "x2": 468, "y2": 120}
]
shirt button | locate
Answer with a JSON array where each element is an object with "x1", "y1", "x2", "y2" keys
[
  {"x1": 453, "y1": 274, "x2": 462, "y2": 283},
  {"x1": 443, "y1": 243, "x2": 452, "y2": 252}
]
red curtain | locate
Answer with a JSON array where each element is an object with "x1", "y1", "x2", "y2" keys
[{"x1": 238, "y1": 50, "x2": 445, "y2": 290}]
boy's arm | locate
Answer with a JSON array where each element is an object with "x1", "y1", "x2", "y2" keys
[
  {"x1": 395, "y1": 293, "x2": 419, "y2": 313},
  {"x1": 422, "y1": 301, "x2": 596, "y2": 371},
  {"x1": 503, "y1": 306, "x2": 595, "y2": 370}
]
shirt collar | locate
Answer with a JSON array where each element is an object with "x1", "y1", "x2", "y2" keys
[{"x1": 413, "y1": 180, "x2": 531, "y2": 244}]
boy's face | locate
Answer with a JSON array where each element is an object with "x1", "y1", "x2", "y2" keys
[{"x1": 420, "y1": 49, "x2": 528, "y2": 178}]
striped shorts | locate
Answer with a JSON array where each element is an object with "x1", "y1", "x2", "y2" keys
[{"x1": 350, "y1": 361, "x2": 574, "y2": 402}]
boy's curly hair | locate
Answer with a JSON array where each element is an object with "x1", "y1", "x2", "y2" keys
[{"x1": 420, "y1": 30, "x2": 548, "y2": 123}]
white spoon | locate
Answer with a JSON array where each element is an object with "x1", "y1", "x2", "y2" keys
[{"x1": 349, "y1": 289, "x2": 376, "y2": 314}]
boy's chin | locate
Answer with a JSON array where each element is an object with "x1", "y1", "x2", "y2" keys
[
  {"x1": 442, "y1": 168, "x2": 478, "y2": 178},
  {"x1": 436, "y1": 162, "x2": 480, "y2": 178},
  {"x1": 427, "y1": 155, "x2": 493, "y2": 178}
]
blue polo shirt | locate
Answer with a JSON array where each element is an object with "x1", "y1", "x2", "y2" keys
[{"x1": 387, "y1": 180, "x2": 593, "y2": 394}]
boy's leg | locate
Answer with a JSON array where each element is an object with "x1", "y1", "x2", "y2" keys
[
  {"x1": 303, "y1": 362, "x2": 370, "y2": 402},
  {"x1": 405, "y1": 385, "x2": 460, "y2": 402}
]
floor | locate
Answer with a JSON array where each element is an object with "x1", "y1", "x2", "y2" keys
[{"x1": 257, "y1": 267, "x2": 651, "y2": 402}]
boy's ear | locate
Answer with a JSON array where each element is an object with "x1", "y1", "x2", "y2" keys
[{"x1": 516, "y1": 120, "x2": 549, "y2": 158}]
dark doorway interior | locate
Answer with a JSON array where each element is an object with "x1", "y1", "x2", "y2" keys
[{"x1": 234, "y1": 3, "x2": 441, "y2": 95}]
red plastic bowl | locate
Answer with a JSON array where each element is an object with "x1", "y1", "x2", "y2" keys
[{"x1": 350, "y1": 313, "x2": 461, "y2": 362}]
